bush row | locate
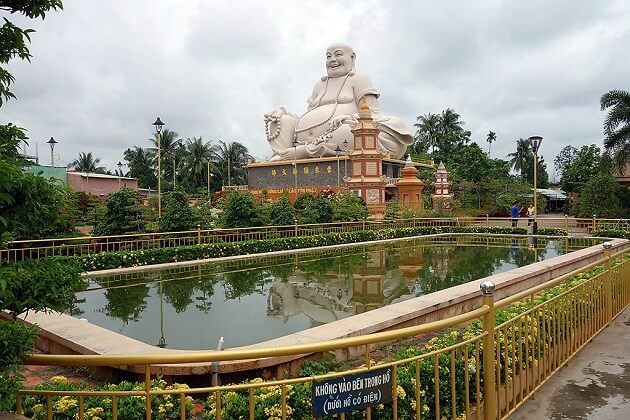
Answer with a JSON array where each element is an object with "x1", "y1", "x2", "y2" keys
[
  {"x1": 71, "y1": 226, "x2": 528, "y2": 271},
  {"x1": 537, "y1": 227, "x2": 567, "y2": 236},
  {"x1": 592, "y1": 229, "x2": 630, "y2": 239}
]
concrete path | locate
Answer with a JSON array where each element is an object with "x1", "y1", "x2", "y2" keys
[{"x1": 511, "y1": 307, "x2": 630, "y2": 419}]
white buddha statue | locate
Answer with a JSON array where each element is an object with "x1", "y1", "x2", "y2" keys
[{"x1": 265, "y1": 43, "x2": 413, "y2": 161}]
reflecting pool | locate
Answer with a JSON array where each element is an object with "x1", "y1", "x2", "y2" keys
[{"x1": 72, "y1": 236, "x2": 601, "y2": 349}]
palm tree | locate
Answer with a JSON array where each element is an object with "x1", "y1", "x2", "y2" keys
[
  {"x1": 486, "y1": 131, "x2": 497, "y2": 156},
  {"x1": 210, "y1": 140, "x2": 250, "y2": 186},
  {"x1": 600, "y1": 89, "x2": 630, "y2": 166},
  {"x1": 507, "y1": 138, "x2": 531, "y2": 178},
  {"x1": 148, "y1": 128, "x2": 181, "y2": 187},
  {"x1": 69, "y1": 152, "x2": 106, "y2": 173},
  {"x1": 412, "y1": 113, "x2": 440, "y2": 153},
  {"x1": 183, "y1": 137, "x2": 214, "y2": 190},
  {"x1": 124, "y1": 146, "x2": 156, "y2": 189}
]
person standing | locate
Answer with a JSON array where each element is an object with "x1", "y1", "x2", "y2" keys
[
  {"x1": 527, "y1": 203, "x2": 535, "y2": 226},
  {"x1": 511, "y1": 201, "x2": 520, "y2": 227}
]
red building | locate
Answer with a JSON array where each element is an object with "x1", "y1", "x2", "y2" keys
[{"x1": 66, "y1": 172, "x2": 138, "y2": 199}]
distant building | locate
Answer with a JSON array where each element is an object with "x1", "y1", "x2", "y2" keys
[
  {"x1": 66, "y1": 172, "x2": 138, "y2": 198},
  {"x1": 613, "y1": 163, "x2": 630, "y2": 186}
]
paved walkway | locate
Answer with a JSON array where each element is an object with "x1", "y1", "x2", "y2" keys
[{"x1": 511, "y1": 307, "x2": 630, "y2": 419}]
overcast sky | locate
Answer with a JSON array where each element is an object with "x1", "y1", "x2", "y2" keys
[{"x1": 3, "y1": 0, "x2": 629, "y2": 180}]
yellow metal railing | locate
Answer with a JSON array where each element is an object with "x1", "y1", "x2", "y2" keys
[
  {"x1": 13, "y1": 245, "x2": 629, "y2": 419},
  {"x1": 3, "y1": 217, "x2": 626, "y2": 263}
]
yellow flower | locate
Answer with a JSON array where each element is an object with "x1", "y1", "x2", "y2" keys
[
  {"x1": 32, "y1": 404, "x2": 44, "y2": 414},
  {"x1": 50, "y1": 375, "x2": 68, "y2": 384},
  {"x1": 397, "y1": 385, "x2": 406, "y2": 400}
]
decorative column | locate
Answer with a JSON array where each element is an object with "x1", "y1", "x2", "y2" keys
[
  {"x1": 347, "y1": 98, "x2": 386, "y2": 217},
  {"x1": 396, "y1": 155, "x2": 425, "y2": 210}
]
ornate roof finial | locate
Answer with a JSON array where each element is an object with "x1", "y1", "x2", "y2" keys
[
  {"x1": 405, "y1": 155, "x2": 414, "y2": 167},
  {"x1": 358, "y1": 96, "x2": 372, "y2": 119}
]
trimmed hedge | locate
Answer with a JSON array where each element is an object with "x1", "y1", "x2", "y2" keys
[
  {"x1": 68, "y1": 226, "x2": 528, "y2": 271},
  {"x1": 537, "y1": 227, "x2": 567, "y2": 236},
  {"x1": 593, "y1": 229, "x2": 630, "y2": 240}
]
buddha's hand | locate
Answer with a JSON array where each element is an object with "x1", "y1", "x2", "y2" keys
[{"x1": 329, "y1": 114, "x2": 354, "y2": 130}]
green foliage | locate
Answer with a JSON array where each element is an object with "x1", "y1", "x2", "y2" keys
[
  {"x1": 270, "y1": 194, "x2": 295, "y2": 226},
  {"x1": 577, "y1": 172, "x2": 624, "y2": 218},
  {"x1": 0, "y1": 321, "x2": 38, "y2": 412},
  {"x1": 592, "y1": 229, "x2": 630, "y2": 239},
  {"x1": 124, "y1": 146, "x2": 156, "y2": 189},
  {"x1": 67, "y1": 191, "x2": 100, "y2": 223},
  {"x1": 0, "y1": 258, "x2": 84, "y2": 317},
  {"x1": 93, "y1": 188, "x2": 146, "y2": 235},
  {"x1": 332, "y1": 191, "x2": 369, "y2": 221},
  {"x1": 219, "y1": 191, "x2": 262, "y2": 228},
  {"x1": 21, "y1": 377, "x2": 193, "y2": 420},
  {"x1": 385, "y1": 199, "x2": 403, "y2": 220},
  {"x1": 412, "y1": 109, "x2": 471, "y2": 155},
  {"x1": 555, "y1": 145, "x2": 601, "y2": 193},
  {"x1": 192, "y1": 199, "x2": 218, "y2": 229},
  {"x1": 68, "y1": 152, "x2": 106, "y2": 173},
  {"x1": 600, "y1": 89, "x2": 630, "y2": 167},
  {"x1": 157, "y1": 189, "x2": 196, "y2": 232}
]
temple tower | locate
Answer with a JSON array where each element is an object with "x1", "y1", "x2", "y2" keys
[
  {"x1": 347, "y1": 98, "x2": 386, "y2": 217},
  {"x1": 431, "y1": 161, "x2": 454, "y2": 211},
  {"x1": 397, "y1": 155, "x2": 425, "y2": 210}
]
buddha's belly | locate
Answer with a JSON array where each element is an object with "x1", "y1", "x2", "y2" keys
[{"x1": 295, "y1": 103, "x2": 358, "y2": 141}]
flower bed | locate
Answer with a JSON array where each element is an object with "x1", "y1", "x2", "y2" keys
[{"x1": 69, "y1": 226, "x2": 528, "y2": 271}]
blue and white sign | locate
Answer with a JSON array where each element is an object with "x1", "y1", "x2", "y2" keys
[{"x1": 312, "y1": 367, "x2": 392, "y2": 416}]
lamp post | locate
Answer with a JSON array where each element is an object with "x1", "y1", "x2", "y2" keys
[
  {"x1": 117, "y1": 161, "x2": 123, "y2": 189},
  {"x1": 207, "y1": 160, "x2": 212, "y2": 198},
  {"x1": 292, "y1": 140, "x2": 298, "y2": 197},
  {"x1": 335, "y1": 146, "x2": 342, "y2": 191},
  {"x1": 47, "y1": 137, "x2": 57, "y2": 179},
  {"x1": 153, "y1": 117, "x2": 165, "y2": 218},
  {"x1": 528, "y1": 136, "x2": 543, "y2": 232}
]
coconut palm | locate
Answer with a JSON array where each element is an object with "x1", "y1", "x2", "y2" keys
[
  {"x1": 68, "y1": 152, "x2": 106, "y2": 173},
  {"x1": 412, "y1": 113, "x2": 440, "y2": 153},
  {"x1": 184, "y1": 137, "x2": 213, "y2": 181},
  {"x1": 210, "y1": 140, "x2": 250, "y2": 186},
  {"x1": 600, "y1": 89, "x2": 630, "y2": 166},
  {"x1": 148, "y1": 128, "x2": 182, "y2": 187},
  {"x1": 507, "y1": 138, "x2": 531, "y2": 177},
  {"x1": 486, "y1": 131, "x2": 497, "y2": 156}
]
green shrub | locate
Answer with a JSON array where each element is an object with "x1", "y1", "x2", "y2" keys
[
  {"x1": 0, "y1": 322, "x2": 38, "y2": 412},
  {"x1": 270, "y1": 194, "x2": 295, "y2": 226},
  {"x1": 592, "y1": 229, "x2": 630, "y2": 239},
  {"x1": 158, "y1": 189, "x2": 196, "y2": 232},
  {"x1": 537, "y1": 227, "x2": 567, "y2": 236},
  {"x1": 93, "y1": 188, "x2": 146, "y2": 235}
]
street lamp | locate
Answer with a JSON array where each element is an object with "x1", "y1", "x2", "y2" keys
[
  {"x1": 207, "y1": 160, "x2": 212, "y2": 198},
  {"x1": 117, "y1": 161, "x2": 123, "y2": 189},
  {"x1": 335, "y1": 145, "x2": 342, "y2": 191},
  {"x1": 528, "y1": 135, "x2": 543, "y2": 232},
  {"x1": 47, "y1": 137, "x2": 57, "y2": 179},
  {"x1": 152, "y1": 117, "x2": 165, "y2": 218}
]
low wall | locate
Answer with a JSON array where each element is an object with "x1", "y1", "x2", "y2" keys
[{"x1": 14, "y1": 235, "x2": 627, "y2": 382}]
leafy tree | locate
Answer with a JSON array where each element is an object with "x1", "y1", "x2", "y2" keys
[
  {"x1": 600, "y1": 89, "x2": 630, "y2": 166},
  {"x1": 294, "y1": 192, "x2": 333, "y2": 224},
  {"x1": 414, "y1": 109, "x2": 471, "y2": 157},
  {"x1": 219, "y1": 191, "x2": 261, "y2": 228},
  {"x1": 68, "y1": 152, "x2": 106, "y2": 173},
  {"x1": 93, "y1": 188, "x2": 146, "y2": 235},
  {"x1": 486, "y1": 131, "x2": 497, "y2": 156},
  {"x1": 0, "y1": 0, "x2": 63, "y2": 105},
  {"x1": 270, "y1": 194, "x2": 295, "y2": 226},
  {"x1": 556, "y1": 145, "x2": 601, "y2": 193},
  {"x1": 332, "y1": 191, "x2": 369, "y2": 221},
  {"x1": 577, "y1": 172, "x2": 624, "y2": 218},
  {"x1": 553, "y1": 145, "x2": 577, "y2": 179},
  {"x1": 149, "y1": 128, "x2": 182, "y2": 188},
  {"x1": 124, "y1": 146, "x2": 156, "y2": 189},
  {"x1": 314, "y1": 194, "x2": 334, "y2": 223},
  {"x1": 67, "y1": 190, "x2": 100, "y2": 223},
  {"x1": 158, "y1": 189, "x2": 196, "y2": 232}
]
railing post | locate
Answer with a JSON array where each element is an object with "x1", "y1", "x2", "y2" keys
[
  {"x1": 197, "y1": 224, "x2": 202, "y2": 245},
  {"x1": 592, "y1": 214, "x2": 597, "y2": 232},
  {"x1": 480, "y1": 280, "x2": 497, "y2": 420},
  {"x1": 603, "y1": 242, "x2": 613, "y2": 324},
  {"x1": 486, "y1": 214, "x2": 489, "y2": 227},
  {"x1": 564, "y1": 214, "x2": 569, "y2": 235}
]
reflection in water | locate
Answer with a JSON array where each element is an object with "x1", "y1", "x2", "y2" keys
[{"x1": 74, "y1": 236, "x2": 601, "y2": 349}]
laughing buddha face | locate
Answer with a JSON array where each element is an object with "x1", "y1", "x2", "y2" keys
[{"x1": 325, "y1": 44, "x2": 355, "y2": 78}]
